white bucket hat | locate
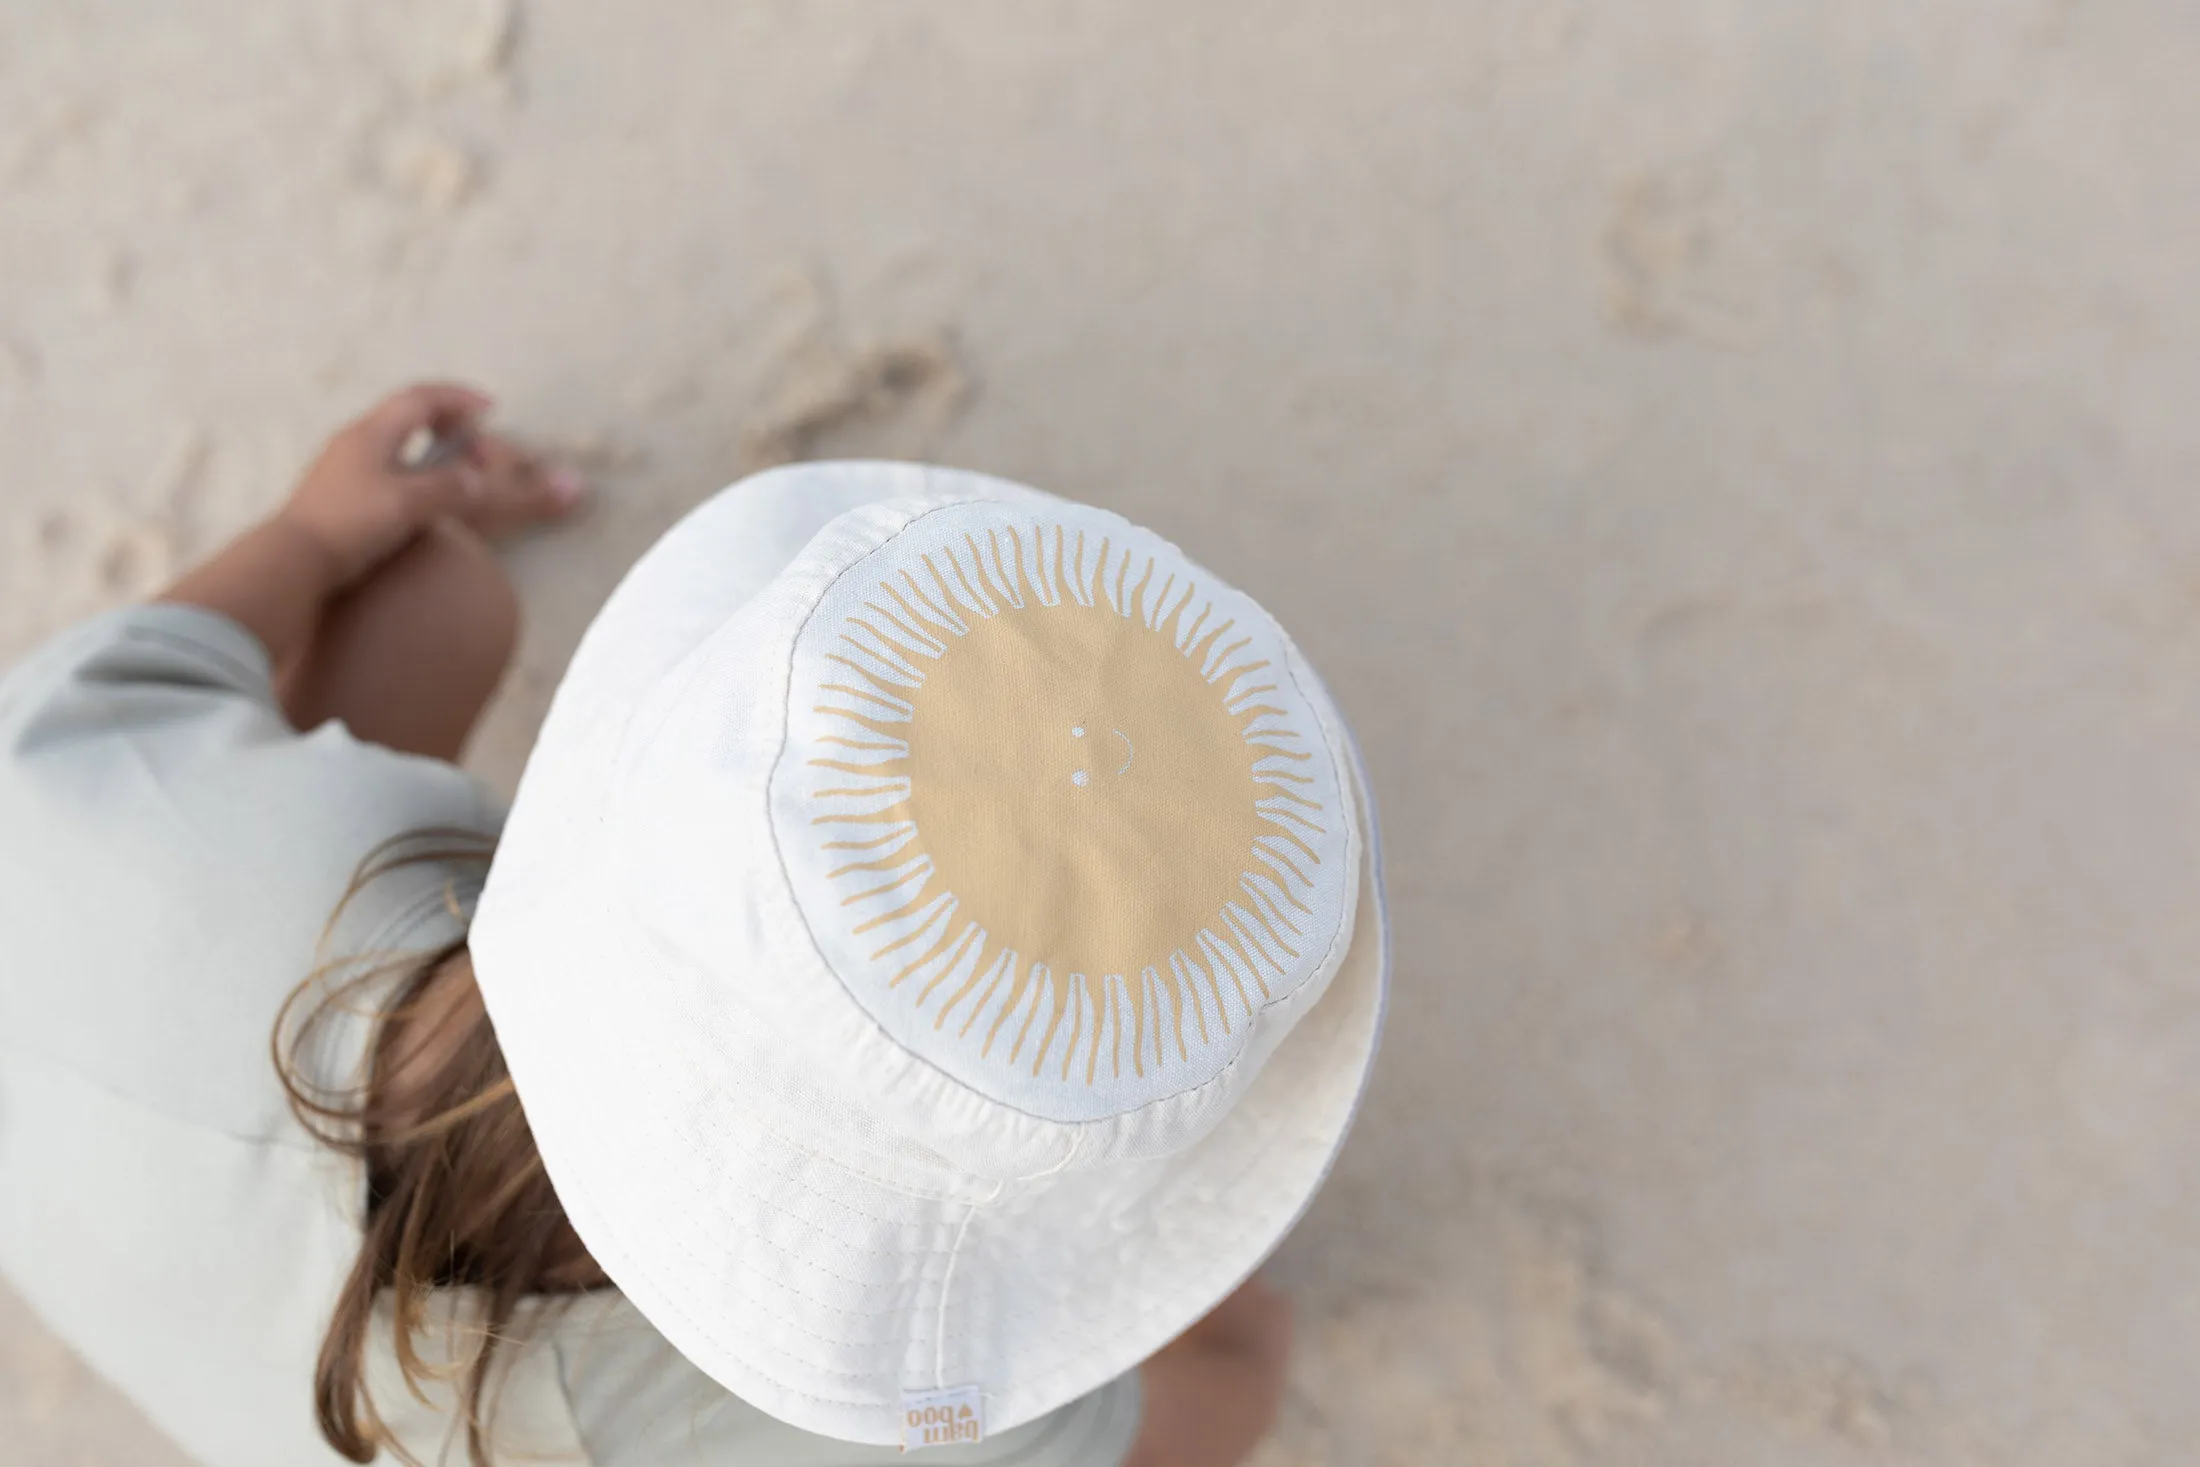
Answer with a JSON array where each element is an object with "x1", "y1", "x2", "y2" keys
[{"x1": 471, "y1": 462, "x2": 1389, "y2": 1446}]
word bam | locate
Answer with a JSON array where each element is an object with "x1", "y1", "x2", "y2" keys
[{"x1": 901, "y1": 1385, "x2": 985, "y2": 1451}]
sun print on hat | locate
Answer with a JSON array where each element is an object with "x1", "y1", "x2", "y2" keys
[{"x1": 772, "y1": 500, "x2": 1354, "y2": 1120}]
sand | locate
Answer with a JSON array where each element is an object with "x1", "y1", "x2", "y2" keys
[{"x1": 5, "y1": 2, "x2": 2200, "y2": 1463}]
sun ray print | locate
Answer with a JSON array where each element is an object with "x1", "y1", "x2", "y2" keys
[{"x1": 798, "y1": 512, "x2": 1331, "y2": 1088}]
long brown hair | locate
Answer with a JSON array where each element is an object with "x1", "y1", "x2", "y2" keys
[{"x1": 273, "y1": 832, "x2": 606, "y2": 1466}]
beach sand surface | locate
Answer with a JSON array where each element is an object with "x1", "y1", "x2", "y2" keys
[{"x1": 5, "y1": 2, "x2": 2200, "y2": 1463}]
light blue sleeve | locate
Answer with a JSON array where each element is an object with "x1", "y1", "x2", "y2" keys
[{"x1": 0, "y1": 604, "x2": 504, "y2": 1137}]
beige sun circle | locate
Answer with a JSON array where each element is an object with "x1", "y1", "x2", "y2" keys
[{"x1": 805, "y1": 526, "x2": 1327, "y2": 1086}]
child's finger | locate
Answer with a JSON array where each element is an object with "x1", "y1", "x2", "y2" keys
[
  {"x1": 404, "y1": 460, "x2": 488, "y2": 519},
  {"x1": 446, "y1": 442, "x2": 586, "y2": 540},
  {"x1": 468, "y1": 434, "x2": 586, "y2": 530},
  {"x1": 357, "y1": 382, "x2": 496, "y2": 456}
]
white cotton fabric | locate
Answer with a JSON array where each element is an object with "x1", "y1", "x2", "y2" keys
[
  {"x1": 472, "y1": 462, "x2": 1391, "y2": 1446},
  {"x1": 0, "y1": 607, "x2": 1141, "y2": 1456}
]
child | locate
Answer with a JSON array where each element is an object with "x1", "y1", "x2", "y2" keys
[{"x1": 0, "y1": 385, "x2": 1386, "y2": 1466}]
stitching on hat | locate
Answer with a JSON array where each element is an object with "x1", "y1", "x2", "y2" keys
[
  {"x1": 930, "y1": 946, "x2": 1370, "y2": 1395},
  {"x1": 631, "y1": 918, "x2": 996, "y2": 1207},
  {"x1": 633, "y1": 1093, "x2": 1108, "y2": 1337},
  {"x1": 576, "y1": 1130, "x2": 1112, "y2": 1396},
  {"x1": 695, "y1": 804, "x2": 1346, "y2": 1363},
  {"x1": 759, "y1": 497, "x2": 979, "y2": 1068},
  {"x1": 1012, "y1": 1127, "x2": 1083, "y2": 1185},
  {"x1": 568, "y1": 948, "x2": 1297, "y2": 1361},
  {"x1": 580, "y1": 922, "x2": 1154, "y2": 1343},
  {"x1": 588, "y1": 1128, "x2": 1062, "y2": 1350},
  {"x1": 552, "y1": 932, "x2": 1372, "y2": 1414},
  {"x1": 517, "y1": 1123, "x2": 919, "y2": 1406},
  {"x1": 933, "y1": 1177, "x2": 1005, "y2": 1387},
  {"x1": 794, "y1": 523, "x2": 1330, "y2": 1090},
  {"x1": 742, "y1": 1108, "x2": 1009, "y2": 1204},
  {"x1": 928, "y1": 1127, "x2": 1081, "y2": 1386},
  {"x1": 676, "y1": 1119, "x2": 963, "y2": 1249},
  {"x1": 762, "y1": 499, "x2": 1356, "y2": 1129},
  {"x1": 627, "y1": 903, "x2": 1338, "y2": 1372},
  {"x1": 576, "y1": 985, "x2": 1136, "y2": 1343},
  {"x1": 582, "y1": 1157, "x2": 943, "y2": 1365},
  {"x1": 646, "y1": 1095, "x2": 966, "y2": 1265},
  {"x1": 513, "y1": 503, "x2": 1380, "y2": 1418},
  {"x1": 591, "y1": 952, "x2": 1368, "y2": 1422}
]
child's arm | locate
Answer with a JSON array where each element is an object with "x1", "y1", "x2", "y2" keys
[
  {"x1": 159, "y1": 383, "x2": 572, "y2": 671},
  {"x1": 1126, "y1": 1277, "x2": 1294, "y2": 1467}
]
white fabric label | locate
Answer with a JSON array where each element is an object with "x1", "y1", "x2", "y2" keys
[{"x1": 901, "y1": 1384, "x2": 985, "y2": 1451}]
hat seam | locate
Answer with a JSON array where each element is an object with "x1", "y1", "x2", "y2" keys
[
  {"x1": 614, "y1": 1047, "x2": 1154, "y2": 1343},
  {"x1": 477, "y1": 469, "x2": 1389, "y2": 1437},
  {"x1": 933, "y1": 901, "x2": 1369, "y2": 1395},
  {"x1": 513, "y1": 817, "x2": 1374, "y2": 1430},
  {"x1": 758, "y1": 496, "x2": 1358, "y2": 1137},
  {"x1": 563, "y1": 898, "x2": 1215, "y2": 1350},
  {"x1": 572, "y1": 915, "x2": 1202, "y2": 1346},
  {"x1": 646, "y1": 1103, "x2": 967, "y2": 1252},
  {"x1": 543, "y1": 918, "x2": 1350, "y2": 1404},
  {"x1": 629, "y1": 917, "x2": 1023, "y2": 1208},
  {"x1": 932, "y1": 1177, "x2": 1005, "y2": 1389},
  {"x1": 584, "y1": 1192, "x2": 936, "y2": 1379},
  {"x1": 581, "y1": 932, "x2": 1357, "y2": 1409},
  {"x1": 931, "y1": 1127, "x2": 1081, "y2": 1387}
]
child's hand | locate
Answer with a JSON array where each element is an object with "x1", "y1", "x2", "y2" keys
[{"x1": 278, "y1": 383, "x2": 584, "y2": 588}]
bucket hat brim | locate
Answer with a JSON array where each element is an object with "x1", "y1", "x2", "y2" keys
[{"x1": 472, "y1": 462, "x2": 1390, "y2": 1445}]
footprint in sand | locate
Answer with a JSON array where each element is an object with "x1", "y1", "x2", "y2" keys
[{"x1": 740, "y1": 336, "x2": 973, "y2": 472}]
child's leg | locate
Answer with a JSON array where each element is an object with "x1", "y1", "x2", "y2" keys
[{"x1": 278, "y1": 521, "x2": 520, "y2": 762}]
